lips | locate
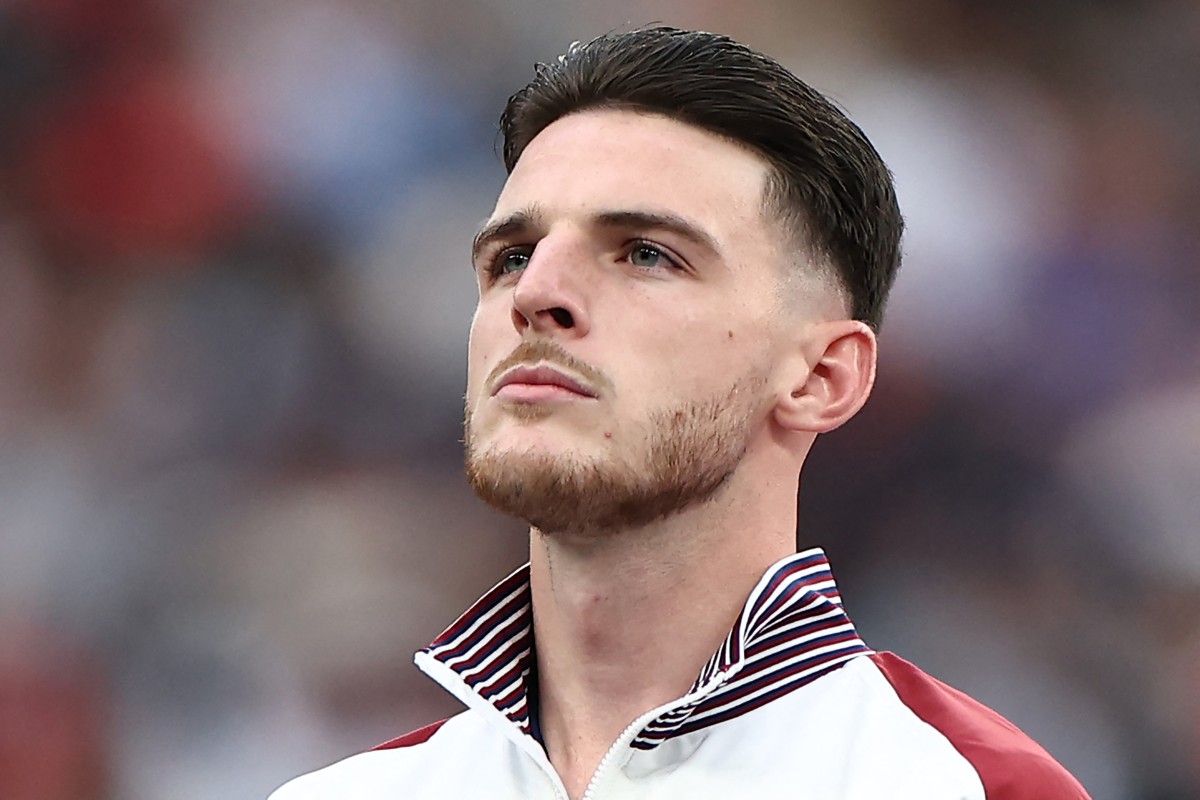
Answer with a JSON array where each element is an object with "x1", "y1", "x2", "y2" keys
[{"x1": 493, "y1": 364, "x2": 598, "y2": 399}]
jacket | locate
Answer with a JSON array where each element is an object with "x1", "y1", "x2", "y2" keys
[{"x1": 269, "y1": 548, "x2": 1091, "y2": 799}]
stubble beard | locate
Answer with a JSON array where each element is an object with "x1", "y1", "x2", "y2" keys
[{"x1": 464, "y1": 379, "x2": 763, "y2": 536}]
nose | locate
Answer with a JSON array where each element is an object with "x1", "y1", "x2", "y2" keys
[{"x1": 510, "y1": 233, "x2": 591, "y2": 338}]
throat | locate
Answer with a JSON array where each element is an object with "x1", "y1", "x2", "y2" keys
[
  {"x1": 550, "y1": 738, "x2": 618, "y2": 800},
  {"x1": 538, "y1": 697, "x2": 655, "y2": 800},
  {"x1": 531, "y1": 606, "x2": 706, "y2": 800}
]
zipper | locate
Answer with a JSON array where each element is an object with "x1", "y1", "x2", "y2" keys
[
  {"x1": 417, "y1": 650, "x2": 733, "y2": 800},
  {"x1": 579, "y1": 670, "x2": 731, "y2": 800},
  {"x1": 578, "y1": 708, "x2": 660, "y2": 800}
]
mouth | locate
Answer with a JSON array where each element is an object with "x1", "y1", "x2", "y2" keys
[{"x1": 492, "y1": 364, "x2": 598, "y2": 402}]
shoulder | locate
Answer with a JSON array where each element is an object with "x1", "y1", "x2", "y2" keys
[
  {"x1": 267, "y1": 716, "x2": 470, "y2": 800},
  {"x1": 862, "y1": 652, "x2": 1091, "y2": 799},
  {"x1": 370, "y1": 719, "x2": 450, "y2": 751}
]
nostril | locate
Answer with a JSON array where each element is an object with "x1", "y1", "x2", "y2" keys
[{"x1": 548, "y1": 307, "x2": 574, "y2": 328}]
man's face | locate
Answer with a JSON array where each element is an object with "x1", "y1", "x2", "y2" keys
[{"x1": 464, "y1": 109, "x2": 798, "y2": 534}]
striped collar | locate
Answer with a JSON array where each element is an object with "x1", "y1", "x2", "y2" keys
[{"x1": 417, "y1": 547, "x2": 871, "y2": 750}]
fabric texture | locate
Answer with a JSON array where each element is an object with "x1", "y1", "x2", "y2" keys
[{"x1": 269, "y1": 549, "x2": 1091, "y2": 799}]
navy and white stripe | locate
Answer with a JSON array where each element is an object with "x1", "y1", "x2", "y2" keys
[
  {"x1": 422, "y1": 566, "x2": 536, "y2": 734},
  {"x1": 419, "y1": 547, "x2": 871, "y2": 751}
]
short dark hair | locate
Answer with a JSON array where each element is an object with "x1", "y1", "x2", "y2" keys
[{"x1": 499, "y1": 26, "x2": 903, "y2": 331}]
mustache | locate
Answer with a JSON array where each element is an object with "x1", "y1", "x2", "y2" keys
[{"x1": 486, "y1": 339, "x2": 613, "y2": 395}]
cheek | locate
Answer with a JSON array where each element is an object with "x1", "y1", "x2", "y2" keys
[
  {"x1": 637, "y1": 320, "x2": 746, "y2": 395},
  {"x1": 466, "y1": 302, "x2": 513, "y2": 400},
  {"x1": 465, "y1": 315, "x2": 492, "y2": 401},
  {"x1": 670, "y1": 319, "x2": 775, "y2": 392}
]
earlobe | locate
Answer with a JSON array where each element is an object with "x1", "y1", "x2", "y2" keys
[{"x1": 773, "y1": 320, "x2": 877, "y2": 434}]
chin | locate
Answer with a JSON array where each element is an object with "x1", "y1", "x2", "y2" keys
[{"x1": 475, "y1": 404, "x2": 599, "y2": 448}]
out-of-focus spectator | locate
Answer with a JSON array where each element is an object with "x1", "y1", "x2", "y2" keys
[
  {"x1": 1052, "y1": 380, "x2": 1200, "y2": 798},
  {"x1": 0, "y1": 621, "x2": 110, "y2": 800},
  {"x1": 1, "y1": 0, "x2": 1197, "y2": 797}
]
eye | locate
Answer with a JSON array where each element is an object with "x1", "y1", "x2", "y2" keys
[
  {"x1": 494, "y1": 247, "x2": 532, "y2": 277},
  {"x1": 627, "y1": 241, "x2": 677, "y2": 270}
]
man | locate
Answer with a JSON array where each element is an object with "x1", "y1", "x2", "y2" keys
[{"x1": 271, "y1": 27, "x2": 1090, "y2": 799}]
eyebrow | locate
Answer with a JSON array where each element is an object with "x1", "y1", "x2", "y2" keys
[
  {"x1": 471, "y1": 206, "x2": 545, "y2": 264},
  {"x1": 471, "y1": 206, "x2": 721, "y2": 264},
  {"x1": 592, "y1": 210, "x2": 720, "y2": 257}
]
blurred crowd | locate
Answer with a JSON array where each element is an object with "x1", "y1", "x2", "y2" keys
[{"x1": 0, "y1": 0, "x2": 1196, "y2": 798}]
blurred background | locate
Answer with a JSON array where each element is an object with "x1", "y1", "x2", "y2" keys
[{"x1": 0, "y1": 0, "x2": 1197, "y2": 797}]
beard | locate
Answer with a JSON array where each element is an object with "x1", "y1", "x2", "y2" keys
[{"x1": 464, "y1": 378, "x2": 763, "y2": 535}]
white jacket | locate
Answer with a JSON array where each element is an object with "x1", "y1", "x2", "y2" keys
[{"x1": 270, "y1": 549, "x2": 1089, "y2": 799}]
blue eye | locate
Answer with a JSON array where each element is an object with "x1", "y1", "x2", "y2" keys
[
  {"x1": 497, "y1": 250, "x2": 531, "y2": 275},
  {"x1": 629, "y1": 243, "x2": 669, "y2": 269}
]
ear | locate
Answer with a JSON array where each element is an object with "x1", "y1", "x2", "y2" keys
[{"x1": 773, "y1": 320, "x2": 877, "y2": 434}]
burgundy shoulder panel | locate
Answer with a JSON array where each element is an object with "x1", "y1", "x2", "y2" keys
[
  {"x1": 371, "y1": 719, "x2": 449, "y2": 751},
  {"x1": 869, "y1": 652, "x2": 1091, "y2": 799}
]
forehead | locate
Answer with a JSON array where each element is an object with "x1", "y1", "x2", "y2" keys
[{"x1": 493, "y1": 109, "x2": 774, "y2": 242}]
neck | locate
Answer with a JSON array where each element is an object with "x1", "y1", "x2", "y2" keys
[{"x1": 529, "y1": 465, "x2": 799, "y2": 799}]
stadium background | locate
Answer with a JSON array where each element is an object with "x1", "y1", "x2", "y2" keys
[{"x1": 0, "y1": 1, "x2": 1197, "y2": 797}]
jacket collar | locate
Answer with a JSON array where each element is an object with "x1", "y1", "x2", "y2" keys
[{"x1": 417, "y1": 547, "x2": 871, "y2": 750}]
